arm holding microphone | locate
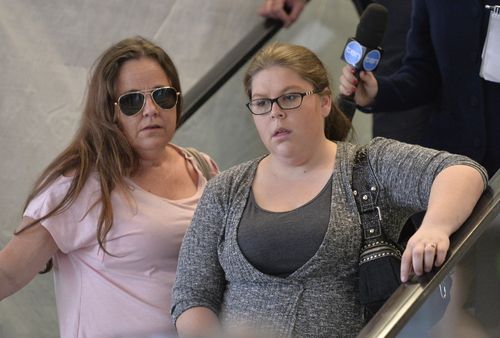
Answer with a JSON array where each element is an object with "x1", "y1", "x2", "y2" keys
[
  {"x1": 339, "y1": 65, "x2": 379, "y2": 108},
  {"x1": 340, "y1": 0, "x2": 441, "y2": 114},
  {"x1": 337, "y1": 3, "x2": 388, "y2": 119}
]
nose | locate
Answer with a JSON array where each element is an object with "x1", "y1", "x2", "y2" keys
[
  {"x1": 270, "y1": 101, "x2": 285, "y2": 119},
  {"x1": 142, "y1": 93, "x2": 159, "y2": 117}
]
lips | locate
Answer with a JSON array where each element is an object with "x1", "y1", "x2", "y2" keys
[
  {"x1": 141, "y1": 124, "x2": 162, "y2": 131},
  {"x1": 272, "y1": 127, "x2": 291, "y2": 137}
]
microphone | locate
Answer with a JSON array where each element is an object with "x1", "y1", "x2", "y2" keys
[{"x1": 337, "y1": 3, "x2": 388, "y2": 120}]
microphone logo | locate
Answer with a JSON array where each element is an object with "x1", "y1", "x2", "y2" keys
[
  {"x1": 341, "y1": 38, "x2": 383, "y2": 73},
  {"x1": 343, "y1": 40, "x2": 364, "y2": 66},
  {"x1": 363, "y1": 49, "x2": 382, "y2": 71}
]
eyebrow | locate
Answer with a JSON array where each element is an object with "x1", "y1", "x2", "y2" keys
[
  {"x1": 251, "y1": 86, "x2": 306, "y2": 99},
  {"x1": 117, "y1": 85, "x2": 170, "y2": 96}
]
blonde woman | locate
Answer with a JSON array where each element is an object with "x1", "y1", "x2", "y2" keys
[{"x1": 172, "y1": 42, "x2": 486, "y2": 337}]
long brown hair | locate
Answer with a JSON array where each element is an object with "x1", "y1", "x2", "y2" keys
[
  {"x1": 243, "y1": 42, "x2": 352, "y2": 141},
  {"x1": 21, "y1": 36, "x2": 182, "y2": 271}
]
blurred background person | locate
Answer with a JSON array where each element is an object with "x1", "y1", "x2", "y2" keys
[{"x1": 339, "y1": 0, "x2": 500, "y2": 177}]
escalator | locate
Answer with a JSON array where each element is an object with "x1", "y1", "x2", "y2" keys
[
  {"x1": 358, "y1": 171, "x2": 500, "y2": 337},
  {"x1": 2, "y1": 0, "x2": 498, "y2": 336}
]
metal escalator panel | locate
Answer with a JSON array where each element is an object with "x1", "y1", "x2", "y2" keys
[{"x1": 359, "y1": 171, "x2": 500, "y2": 338}]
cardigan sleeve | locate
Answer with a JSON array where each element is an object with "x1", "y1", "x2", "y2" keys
[
  {"x1": 367, "y1": 137, "x2": 488, "y2": 215},
  {"x1": 171, "y1": 174, "x2": 227, "y2": 325}
]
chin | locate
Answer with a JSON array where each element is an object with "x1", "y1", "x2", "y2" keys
[
  {"x1": 270, "y1": 145, "x2": 295, "y2": 158},
  {"x1": 138, "y1": 139, "x2": 169, "y2": 151}
]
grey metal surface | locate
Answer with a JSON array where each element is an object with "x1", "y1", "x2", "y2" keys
[
  {"x1": 0, "y1": 0, "x2": 367, "y2": 336},
  {"x1": 358, "y1": 171, "x2": 500, "y2": 337}
]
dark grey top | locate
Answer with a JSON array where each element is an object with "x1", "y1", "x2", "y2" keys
[
  {"x1": 237, "y1": 177, "x2": 332, "y2": 277},
  {"x1": 172, "y1": 138, "x2": 487, "y2": 337}
]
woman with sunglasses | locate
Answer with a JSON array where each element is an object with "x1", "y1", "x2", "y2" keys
[
  {"x1": 0, "y1": 36, "x2": 217, "y2": 338},
  {"x1": 171, "y1": 42, "x2": 487, "y2": 337}
]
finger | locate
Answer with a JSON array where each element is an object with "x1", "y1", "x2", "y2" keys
[
  {"x1": 338, "y1": 82, "x2": 355, "y2": 96},
  {"x1": 339, "y1": 75, "x2": 357, "y2": 93},
  {"x1": 423, "y1": 242, "x2": 437, "y2": 272},
  {"x1": 258, "y1": 0, "x2": 282, "y2": 18},
  {"x1": 288, "y1": 2, "x2": 305, "y2": 22},
  {"x1": 257, "y1": 1, "x2": 272, "y2": 16},
  {"x1": 342, "y1": 65, "x2": 357, "y2": 80},
  {"x1": 268, "y1": 0, "x2": 291, "y2": 25},
  {"x1": 358, "y1": 71, "x2": 379, "y2": 103},
  {"x1": 412, "y1": 242, "x2": 425, "y2": 276},
  {"x1": 338, "y1": 84, "x2": 348, "y2": 96},
  {"x1": 400, "y1": 246, "x2": 414, "y2": 283},
  {"x1": 338, "y1": 84, "x2": 352, "y2": 96},
  {"x1": 359, "y1": 70, "x2": 376, "y2": 85},
  {"x1": 359, "y1": 70, "x2": 370, "y2": 79},
  {"x1": 434, "y1": 242, "x2": 448, "y2": 267},
  {"x1": 339, "y1": 71, "x2": 358, "y2": 94},
  {"x1": 280, "y1": 15, "x2": 293, "y2": 27}
]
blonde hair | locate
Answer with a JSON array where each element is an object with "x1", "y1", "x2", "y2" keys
[
  {"x1": 21, "y1": 36, "x2": 182, "y2": 271},
  {"x1": 244, "y1": 42, "x2": 351, "y2": 141}
]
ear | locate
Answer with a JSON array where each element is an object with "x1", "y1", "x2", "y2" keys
[{"x1": 320, "y1": 92, "x2": 332, "y2": 118}]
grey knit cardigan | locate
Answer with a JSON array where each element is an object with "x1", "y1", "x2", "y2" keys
[{"x1": 172, "y1": 138, "x2": 487, "y2": 338}]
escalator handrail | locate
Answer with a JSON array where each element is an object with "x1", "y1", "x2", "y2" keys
[{"x1": 357, "y1": 170, "x2": 500, "y2": 337}]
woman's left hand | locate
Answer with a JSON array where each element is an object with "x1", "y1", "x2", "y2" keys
[
  {"x1": 400, "y1": 165, "x2": 486, "y2": 283},
  {"x1": 400, "y1": 227, "x2": 450, "y2": 283}
]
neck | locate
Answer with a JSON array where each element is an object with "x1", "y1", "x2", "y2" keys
[
  {"x1": 268, "y1": 139, "x2": 337, "y2": 177},
  {"x1": 137, "y1": 144, "x2": 172, "y2": 169}
]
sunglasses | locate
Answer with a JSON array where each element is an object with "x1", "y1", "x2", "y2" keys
[{"x1": 115, "y1": 86, "x2": 180, "y2": 116}]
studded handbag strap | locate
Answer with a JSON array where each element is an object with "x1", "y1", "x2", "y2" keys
[{"x1": 352, "y1": 146, "x2": 383, "y2": 241}]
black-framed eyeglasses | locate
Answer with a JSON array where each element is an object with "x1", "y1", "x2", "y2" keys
[
  {"x1": 246, "y1": 90, "x2": 318, "y2": 115},
  {"x1": 114, "y1": 86, "x2": 180, "y2": 117}
]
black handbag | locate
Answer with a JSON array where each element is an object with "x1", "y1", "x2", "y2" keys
[{"x1": 352, "y1": 147, "x2": 403, "y2": 322}]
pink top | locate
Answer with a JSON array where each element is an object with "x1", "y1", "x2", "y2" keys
[{"x1": 24, "y1": 146, "x2": 217, "y2": 338}]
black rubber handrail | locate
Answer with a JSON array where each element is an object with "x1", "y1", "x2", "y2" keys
[
  {"x1": 357, "y1": 169, "x2": 500, "y2": 337},
  {"x1": 178, "y1": 18, "x2": 284, "y2": 127}
]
